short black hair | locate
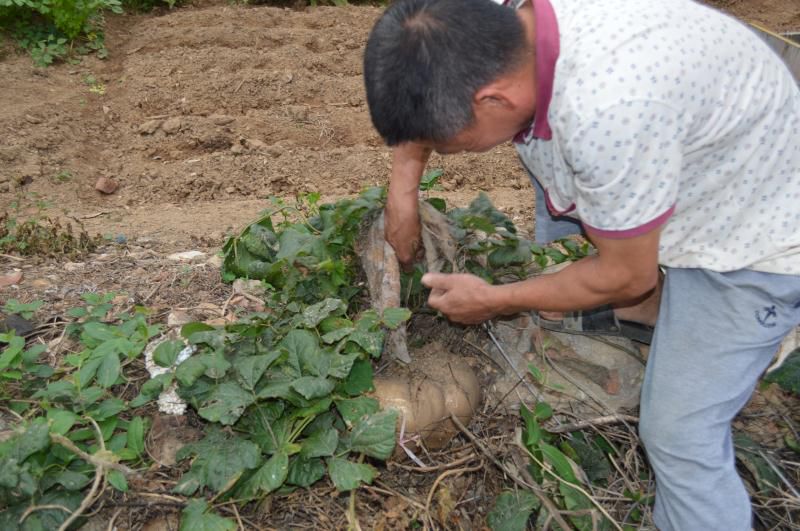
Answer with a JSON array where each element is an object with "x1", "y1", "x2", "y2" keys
[{"x1": 364, "y1": 0, "x2": 528, "y2": 145}]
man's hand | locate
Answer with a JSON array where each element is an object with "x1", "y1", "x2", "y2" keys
[
  {"x1": 385, "y1": 143, "x2": 431, "y2": 270},
  {"x1": 422, "y1": 272, "x2": 497, "y2": 324}
]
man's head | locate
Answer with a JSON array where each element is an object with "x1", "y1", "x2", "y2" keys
[{"x1": 364, "y1": 0, "x2": 533, "y2": 151}]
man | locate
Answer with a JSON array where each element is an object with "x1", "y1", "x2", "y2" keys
[{"x1": 363, "y1": 0, "x2": 800, "y2": 529}]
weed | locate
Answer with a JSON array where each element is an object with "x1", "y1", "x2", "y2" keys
[
  {"x1": 2, "y1": 299, "x2": 43, "y2": 320},
  {"x1": 0, "y1": 212, "x2": 102, "y2": 258}
]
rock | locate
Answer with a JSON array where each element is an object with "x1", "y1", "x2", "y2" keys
[
  {"x1": 138, "y1": 119, "x2": 161, "y2": 135},
  {"x1": 244, "y1": 138, "x2": 267, "y2": 150},
  {"x1": 95, "y1": 176, "x2": 119, "y2": 194},
  {"x1": 210, "y1": 114, "x2": 235, "y2": 125},
  {"x1": 206, "y1": 254, "x2": 224, "y2": 268},
  {"x1": 0, "y1": 314, "x2": 35, "y2": 336},
  {"x1": 166, "y1": 250, "x2": 206, "y2": 262},
  {"x1": 63, "y1": 262, "x2": 84, "y2": 272},
  {"x1": 0, "y1": 271, "x2": 23, "y2": 288},
  {"x1": 167, "y1": 310, "x2": 193, "y2": 327},
  {"x1": 161, "y1": 117, "x2": 182, "y2": 134},
  {"x1": 24, "y1": 114, "x2": 42, "y2": 124},
  {"x1": 230, "y1": 143, "x2": 244, "y2": 155},
  {"x1": 114, "y1": 234, "x2": 127, "y2": 244},
  {"x1": 30, "y1": 278, "x2": 52, "y2": 289}
]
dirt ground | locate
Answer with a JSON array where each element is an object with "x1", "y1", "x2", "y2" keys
[{"x1": 1, "y1": 1, "x2": 799, "y2": 529}]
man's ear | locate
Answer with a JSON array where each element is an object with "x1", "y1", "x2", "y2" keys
[{"x1": 474, "y1": 83, "x2": 514, "y2": 110}]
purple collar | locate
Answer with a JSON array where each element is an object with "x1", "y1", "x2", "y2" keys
[{"x1": 513, "y1": 0, "x2": 559, "y2": 144}]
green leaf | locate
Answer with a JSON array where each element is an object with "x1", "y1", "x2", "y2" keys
[
  {"x1": 281, "y1": 329, "x2": 329, "y2": 377},
  {"x1": 175, "y1": 429, "x2": 261, "y2": 494},
  {"x1": 153, "y1": 339, "x2": 184, "y2": 368},
  {"x1": 108, "y1": 469, "x2": 129, "y2": 492},
  {"x1": 198, "y1": 382, "x2": 255, "y2": 425},
  {"x1": 180, "y1": 499, "x2": 236, "y2": 531},
  {"x1": 127, "y1": 416, "x2": 145, "y2": 457},
  {"x1": 88, "y1": 398, "x2": 126, "y2": 421},
  {"x1": 335, "y1": 396, "x2": 380, "y2": 425},
  {"x1": 237, "y1": 451, "x2": 289, "y2": 498},
  {"x1": 234, "y1": 352, "x2": 280, "y2": 391},
  {"x1": 348, "y1": 329, "x2": 384, "y2": 358},
  {"x1": 342, "y1": 359, "x2": 374, "y2": 396},
  {"x1": 487, "y1": 490, "x2": 540, "y2": 531},
  {"x1": 287, "y1": 456, "x2": 326, "y2": 487},
  {"x1": 381, "y1": 308, "x2": 412, "y2": 330},
  {"x1": 764, "y1": 350, "x2": 800, "y2": 394},
  {"x1": 321, "y1": 327, "x2": 354, "y2": 344},
  {"x1": 426, "y1": 197, "x2": 447, "y2": 213},
  {"x1": 129, "y1": 373, "x2": 172, "y2": 407},
  {"x1": 300, "y1": 427, "x2": 338, "y2": 458},
  {"x1": 47, "y1": 409, "x2": 78, "y2": 435},
  {"x1": 347, "y1": 410, "x2": 398, "y2": 460},
  {"x1": 534, "y1": 402, "x2": 553, "y2": 422},
  {"x1": 327, "y1": 456, "x2": 376, "y2": 491},
  {"x1": 302, "y1": 298, "x2": 345, "y2": 328},
  {"x1": 176, "y1": 356, "x2": 207, "y2": 386},
  {"x1": 291, "y1": 376, "x2": 335, "y2": 400},
  {"x1": 181, "y1": 322, "x2": 216, "y2": 339},
  {"x1": 97, "y1": 350, "x2": 121, "y2": 388},
  {"x1": 54, "y1": 469, "x2": 92, "y2": 490},
  {"x1": 327, "y1": 352, "x2": 360, "y2": 379}
]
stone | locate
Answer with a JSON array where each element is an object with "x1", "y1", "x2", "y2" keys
[
  {"x1": 94, "y1": 176, "x2": 118, "y2": 194},
  {"x1": 0, "y1": 271, "x2": 23, "y2": 288},
  {"x1": 244, "y1": 138, "x2": 267, "y2": 150},
  {"x1": 206, "y1": 254, "x2": 224, "y2": 268},
  {"x1": 166, "y1": 250, "x2": 206, "y2": 262},
  {"x1": 138, "y1": 119, "x2": 161, "y2": 135},
  {"x1": 232, "y1": 278, "x2": 264, "y2": 296},
  {"x1": 167, "y1": 310, "x2": 193, "y2": 327},
  {"x1": 210, "y1": 114, "x2": 235, "y2": 125},
  {"x1": 63, "y1": 262, "x2": 85, "y2": 272},
  {"x1": 161, "y1": 117, "x2": 182, "y2": 134},
  {"x1": 230, "y1": 143, "x2": 244, "y2": 155}
]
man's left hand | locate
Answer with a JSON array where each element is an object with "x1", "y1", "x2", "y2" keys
[{"x1": 422, "y1": 272, "x2": 497, "y2": 324}]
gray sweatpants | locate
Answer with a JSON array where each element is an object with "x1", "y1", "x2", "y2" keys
[
  {"x1": 530, "y1": 175, "x2": 800, "y2": 529},
  {"x1": 641, "y1": 268, "x2": 800, "y2": 530}
]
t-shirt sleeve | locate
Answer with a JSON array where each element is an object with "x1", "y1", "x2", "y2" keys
[{"x1": 563, "y1": 100, "x2": 683, "y2": 238}]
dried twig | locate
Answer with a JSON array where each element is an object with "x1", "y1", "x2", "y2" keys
[
  {"x1": 424, "y1": 462, "x2": 484, "y2": 516},
  {"x1": 57, "y1": 418, "x2": 108, "y2": 531},
  {"x1": 547, "y1": 415, "x2": 639, "y2": 434}
]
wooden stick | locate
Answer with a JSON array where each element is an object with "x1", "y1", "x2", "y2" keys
[{"x1": 547, "y1": 415, "x2": 640, "y2": 434}]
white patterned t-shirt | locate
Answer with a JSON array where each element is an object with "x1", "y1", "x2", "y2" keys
[{"x1": 513, "y1": 0, "x2": 800, "y2": 274}]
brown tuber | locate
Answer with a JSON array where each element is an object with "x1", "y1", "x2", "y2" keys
[{"x1": 371, "y1": 351, "x2": 481, "y2": 451}]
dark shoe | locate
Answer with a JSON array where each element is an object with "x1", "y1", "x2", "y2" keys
[{"x1": 537, "y1": 304, "x2": 653, "y2": 345}]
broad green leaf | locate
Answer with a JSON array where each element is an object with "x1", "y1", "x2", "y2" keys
[
  {"x1": 342, "y1": 359, "x2": 374, "y2": 396},
  {"x1": 0, "y1": 490, "x2": 82, "y2": 531},
  {"x1": 300, "y1": 427, "x2": 338, "y2": 458},
  {"x1": 108, "y1": 469, "x2": 129, "y2": 492},
  {"x1": 235, "y1": 352, "x2": 280, "y2": 390},
  {"x1": 153, "y1": 339, "x2": 184, "y2": 368},
  {"x1": 127, "y1": 416, "x2": 145, "y2": 456},
  {"x1": 280, "y1": 329, "x2": 329, "y2": 377},
  {"x1": 287, "y1": 456, "x2": 325, "y2": 487},
  {"x1": 129, "y1": 373, "x2": 172, "y2": 407},
  {"x1": 764, "y1": 350, "x2": 800, "y2": 394},
  {"x1": 237, "y1": 451, "x2": 289, "y2": 498},
  {"x1": 335, "y1": 396, "x2": 380, "y2": 425},
  {"x1": 327, "y1": 457, "x2": 376, "y2": 491},
  {"x1": 175, "y1": 429, "x2": 260, "y2": 494},
  {"x1": 321, "y1": 327, "x2": 354, "y2": 344},
  {"x1": 302, "y1": 298, "x2": 345, "y2": 328},
  {"x1": 319, "y1": 316, "x2": 354, "y2": 335},
  {"x1": 198, "y1": 382, "x2": 254, "y2": 425},
  {"x1": 291, "y1": 376, "x2": 334, "y2": 400},
  {"x1": 201, "y1": 352, "x2": 231, "y2": 379},
  {"x1": 180, "y1": 499, "x2": 236, "y2": 531},
  {"x1": 97, "y1": 351, "x2": 121, "y2": 388},
  {"x1": 487, "y1": 490, "x2": 540, "y2": 531},
  {"x1": 327, "y1": 352, "x2": 359, "y2": 379},
  {"x1": 381, "y1": 308, "x2": 412, "y2": 330},
  {"x1": 181, "y1": 322, "x2": 216, "y2": 339},
  {"x1": 54, "y1": 470, "x2": 92, "y2": 491},
  {"x1": 347, "y1": 410, "x2": 398, "y2": 460},
  {"x1": 0, "y1": 335, "x2": 24, "y2": 370},
  {"x1": 488, "y1": 243, "x2": 532, "y2": 268},
  {"x1": 176, "y1": 356, "x2": 207, "y2": 386},
  {"x1": 348, "y1": 329, "x2": 384, "y2": 358},
  {"x1": 47, "y1": 409, "x2": 78, "y2": 435}
]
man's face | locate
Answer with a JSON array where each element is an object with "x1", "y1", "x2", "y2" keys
[{"x1": 431, "y1": 98, "x2": 531, "y2": 154}]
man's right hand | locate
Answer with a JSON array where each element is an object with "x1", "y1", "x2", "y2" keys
[{"x1": 385, "y1": 143, "x2": 432, "y2": 270}]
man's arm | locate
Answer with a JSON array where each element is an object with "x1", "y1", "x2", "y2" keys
[
  {"x1": 385, "y1": 142, "x2": 432, "y2": 268},
  {"x1": 423, "y1": 228, "x2": 661, "y2": 324}
]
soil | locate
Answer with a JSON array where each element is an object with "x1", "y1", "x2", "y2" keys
[{"x1": 1, "y1": 1, "x2": 798, "y2": 529}]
